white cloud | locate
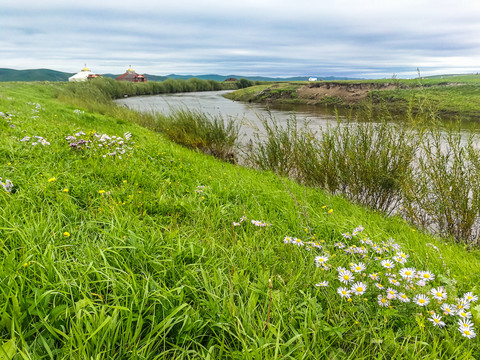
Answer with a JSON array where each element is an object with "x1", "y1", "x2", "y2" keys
[{"x1": 1, "y1": 0, "x2": 480, "y2": 77}]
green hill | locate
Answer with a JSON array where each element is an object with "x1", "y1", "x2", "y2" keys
[{"x1": 0, "y1": 68, "x2": 74, "y2": 82}]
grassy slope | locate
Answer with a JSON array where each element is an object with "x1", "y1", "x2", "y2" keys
[
  {"x1": 225, "y1": 75, "x2": 480, "y2": 120},
  {"x1": 1, "y1": 82, "x2": 480, "y2": 359}
]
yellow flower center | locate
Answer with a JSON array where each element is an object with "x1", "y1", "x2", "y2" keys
[
  {"x1": 405, "y1": 271, "x2": 411, "y2": 275},
  {"x1": 356, "y1": 287, "x2": 363, "y2": 292},
  {"x1": 436, "y1": 292, "x2": 442, "y2": 297},
  {"x1": 419, "y1": 299, "x2": 425, "y2": 304},
  {"x1": 434, "y1": 319, "x2": 439, "y2": 323},
  {"x1": 381, "y1": 299, "x2": 386, "y2": 303},
  {"x1": 344, "y1": 275, "x2": 350, "y2": 280}
]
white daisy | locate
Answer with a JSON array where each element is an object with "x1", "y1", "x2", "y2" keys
[
  {"x1": 457, "y1": 319, "x2": 474, "y2": 330},
  {"x1": 337, "y1": 287, "x2": 351, "y2": 298},
  {"x1": 463, "y1": 292, "x2": 478, "y2": 302},
  {"x1": 414, "y1": 294, "x2": 430, "y2": 307},
  {"x1": 456, "y1": 301, "x2": 471, "y2": 311},
  {"x1": 428, "y1": 313, "x2": 445, "y2": 328},
  {"x1": 457, "y1": 310, "x2": 472, "y2": 319},
  {"x1": 397, "y1": 293, "x2": 410, "y2": 303},
  {"x1": 377, "y1": 295, "x2": 390, "y2": 307},
  {"x1": 350, "y1": 262, "x2": 366, "y2": 273},
  {"x1": 369, "y1": 273, "x2": 379, "y2": 281},
  {"x1": 314, "y1": 254, "x2": 329, "y2": 267},
  {"x1": 381, "y1": 260, "x2": 395, "y2": 270},
  {"x1": 462, "y1": 292, "x2": 479, "y2": 303},
  {"x1": 430, "y1": 287, "x2": 447, "y2": 301},
  {"x1": 393, "y1": 256, "x2": 407, "y2": 264},
  {"x1": 351, "y1": 282, "x2": 367, "y2": 296},
  {"x1": 458, "y1": 328, "x2": 477, "y2": 339},
  {"x1": 315, "y1": 281, "x2": 329, "y2": 287},
  {"x1": 441, "y1": 303, "x2": 455, "y2": 316},
  {"x1": 418, "y1": 271, "x2": 435, "y2": 282},
  {"x1": 293, "y1": 238, "x2": 304, "y2": 246},
  {"x1": 399, "y1": 268, "x2": 416, "y2": 280},
  {"x1": 338, "y1": 270, "x2": 355, "y2": 284},
  {"x1": 386, "y1": 288, "x2": 397, "y2": 300},
  {"x1": 283, "y1": 236, "x2": 292, "y2": 244},
  {"x1": 388, "y1": 278, "x2": 401, "y2": 287}
]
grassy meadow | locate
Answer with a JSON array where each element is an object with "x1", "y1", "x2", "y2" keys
[
  {"x1": 1, "y1": 82, "x2": 480, "y2": 359},
  {"x1": 224, "y1": 74, "x2": 480, "y2": 120}
]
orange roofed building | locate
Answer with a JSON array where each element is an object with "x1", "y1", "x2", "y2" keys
[{"x1": 116, "y1": 67, "x2": 147, "y2": 82}]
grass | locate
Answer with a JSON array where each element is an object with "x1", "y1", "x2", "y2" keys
[{"x1": 0, "y1": 82, "x2": 480, "y2": 358}]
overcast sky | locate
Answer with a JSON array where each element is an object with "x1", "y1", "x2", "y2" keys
[{"x1": 2, "y1": 0, "x2": 480, "y2": 78}]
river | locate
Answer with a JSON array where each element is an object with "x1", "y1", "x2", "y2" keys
[{"x1": 115, "y1": 90, "x2": 340, "y2": 140}]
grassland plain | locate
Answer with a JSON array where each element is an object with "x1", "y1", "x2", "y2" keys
[
  {"x1": 224, "y1": 75, "x2": 480, "y2": 121},
  {"x1": 0, "y1": 82, "x2": 480, "y2": 359}
]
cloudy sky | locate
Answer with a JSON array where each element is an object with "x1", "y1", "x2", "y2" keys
[{"x1": 2, "y1": 0, "x2": 480, "y2": 78}]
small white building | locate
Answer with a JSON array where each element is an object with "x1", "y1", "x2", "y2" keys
[
  {"x1": 308, "y1": 77, "x2": 318, "y2": 82},
  {"x1": 68, "y1": 66, "x2": 95, "y2": 82}
]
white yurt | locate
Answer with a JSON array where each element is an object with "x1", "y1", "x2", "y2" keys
[{"x1": 68, "y1": 66, "x2": 94, "y2": 82}]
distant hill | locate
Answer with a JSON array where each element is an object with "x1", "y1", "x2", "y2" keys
[
  {"x1": 0, "y1": 68, "x2": 74, "y2": 82},
  {"x1": 0, "y1": 68, "x2": 359, "y2": 82}
]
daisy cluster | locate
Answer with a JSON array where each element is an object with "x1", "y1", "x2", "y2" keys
[
  {"x1": 284, "y1": 226, "x2": 478, "y2": 339},
  {"x1": 27, "y1": 102, "x2": 44, "y2": 113},
  {"x1": 233, "y1": 216, "x2": 271, "y2": 227},
  {"x1": 20, "y1": 136, "x2": 51, "y2": 146},
  {"x1": 1, "y1": 177, "x2": 13, "y2": 193},
  {"x1": 65, "y1": 131, "x2": 133, "y2": 159},
  {"x1": 195, "y1": 185, "x2": 208, "y2": 194}
]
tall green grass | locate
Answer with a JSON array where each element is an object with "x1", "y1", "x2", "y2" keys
[{"x1": 155, "y1": 109, "x2": 240, "y2": 163}]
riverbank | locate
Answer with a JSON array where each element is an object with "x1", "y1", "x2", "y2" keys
[
  {"x1": 1, "y1": 82, "x2": 479, "y2": 358},
  {"x1": 224, "y1": 74, "x2": 480, "y2": 120}
]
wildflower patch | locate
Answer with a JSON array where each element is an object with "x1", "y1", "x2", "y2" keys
[
  {"x1": 1, "y1": 177, "x2": 13, "y2": 193},
  {"x1": 65, "y1": 130, "x2": 134, "y2": 159},
  {"x1": 284, "y1": 226, "x2": 478, "y2": 339}
]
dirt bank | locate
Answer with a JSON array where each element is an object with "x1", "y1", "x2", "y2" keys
[{"x1": 297, "y1": 82, "x2": 400, "y2": 104}]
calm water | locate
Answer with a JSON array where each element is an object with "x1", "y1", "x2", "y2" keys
[{"x1": 115, "y1": 90, "x2": 340, "y2": 140}]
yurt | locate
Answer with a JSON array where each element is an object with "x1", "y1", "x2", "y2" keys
[
  {"x1": 68, "y1": 66, "x2": 95, "y2": 82},
  {"x1": 116, "y1": 67, "x2": 147, "y2": 82}
]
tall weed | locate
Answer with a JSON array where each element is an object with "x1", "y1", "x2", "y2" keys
[
  {"x1": 247, "y1": 114, "x2": 416, "y2": 215},
  {"x1": 156, "y1": 109, "x2": 240, "y2": 163},
  {"x1": 402, "y1": 125, "x2": 480, "y2": 245}
]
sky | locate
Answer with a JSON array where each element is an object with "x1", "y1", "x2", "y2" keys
[{"x1": 1, "y1": 0, "x2": 480, "y2": 79}]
